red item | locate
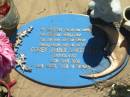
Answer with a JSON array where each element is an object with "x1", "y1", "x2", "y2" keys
[
  {"x1": 0, "y1": 3, "x2": 10, "y2": 16},
  {"x1": 0, "y1": 79, "x2": 16, "y2": 97}
]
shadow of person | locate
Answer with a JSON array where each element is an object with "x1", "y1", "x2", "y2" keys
[{"x1": 83, "y1": 25, "x2": 108, "y2": 67}]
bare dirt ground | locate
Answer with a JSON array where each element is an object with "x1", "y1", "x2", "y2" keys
[{"x1": 10, "y1": 0, "x2": 130, "y2": 97}]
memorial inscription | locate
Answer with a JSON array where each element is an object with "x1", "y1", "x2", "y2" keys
[{"x1": 30, "y1": 26, "x2": 92, "y2": 69}]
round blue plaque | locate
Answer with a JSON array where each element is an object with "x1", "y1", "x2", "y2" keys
[{"x1": 16, "y1": 14, "x2": 129, "y2": 88}]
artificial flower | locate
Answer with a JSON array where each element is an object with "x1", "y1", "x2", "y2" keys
[{"x1": 0, "y1": 30, "x2": 15, "y2": 78}]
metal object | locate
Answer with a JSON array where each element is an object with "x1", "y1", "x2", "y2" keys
[
  {"x1": 17, "y1": 63, "x2": 32, "y2": 72},
  {"x1": 18, "y1": 26, "x2": 33, "y2": 38},
  {"x1": 14, "y1": 27, "x2": 33, "y2": 72},
  {"x1": 17, "y1": 26, "x2": 33, "y2": 38},
  {"x1": 14, "y1": 27, "x2": 33, "y2": 49},
  {"x1": 14, "y1": 38, "x2": 22, "y2": 48},
  {"x1": 16, "y1": 54, "x2": 32, "y2": 72},
  {"x1": 123, "y1": 6, "x2": 130, "y2": 31}
]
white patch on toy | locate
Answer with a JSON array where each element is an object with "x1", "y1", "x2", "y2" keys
[{"x1": 88, "y1": 0, "x2": 122, "y2": 23}]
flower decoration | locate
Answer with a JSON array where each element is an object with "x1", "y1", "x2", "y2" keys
[
  {"x1": 15, "y1": 27, "x2": 33, "y2": 72},
  {"x1": 0, "y1": 30, "x2": 16, "y2": 79}
]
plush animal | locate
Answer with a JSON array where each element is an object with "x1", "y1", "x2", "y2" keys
[{"x1": 88, "y1": 0, "x2": 122, "y2": 23}]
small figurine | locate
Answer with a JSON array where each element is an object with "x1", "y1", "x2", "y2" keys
[{"x1": 80, "y1": 0, "x2": 128, "y2": 78}]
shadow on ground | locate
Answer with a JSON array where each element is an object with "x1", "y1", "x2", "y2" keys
[{"x1": 83, "y1": 25, "x2": 108, "y2": 67}]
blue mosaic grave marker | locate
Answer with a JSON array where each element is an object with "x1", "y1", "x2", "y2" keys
[{"x1": 16, "y1": 14, "x2": 129, "y2": 88}]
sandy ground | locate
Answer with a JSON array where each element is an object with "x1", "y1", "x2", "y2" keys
[{"x1": 8, "y1": 0, "x2": 130, "y2": 97}]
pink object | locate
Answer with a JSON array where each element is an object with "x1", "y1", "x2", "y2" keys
[{"x1": 0, "y1": 30, "x2": 15, "y2": 78}]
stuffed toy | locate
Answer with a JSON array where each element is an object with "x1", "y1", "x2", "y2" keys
[{"x1": 88, "y1": 0, "x2": 122, "y2": 23}]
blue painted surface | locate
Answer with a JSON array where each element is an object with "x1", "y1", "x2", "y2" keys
[{"x1": 16, "y1": 14, "x2": 128, "y2": 88}]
